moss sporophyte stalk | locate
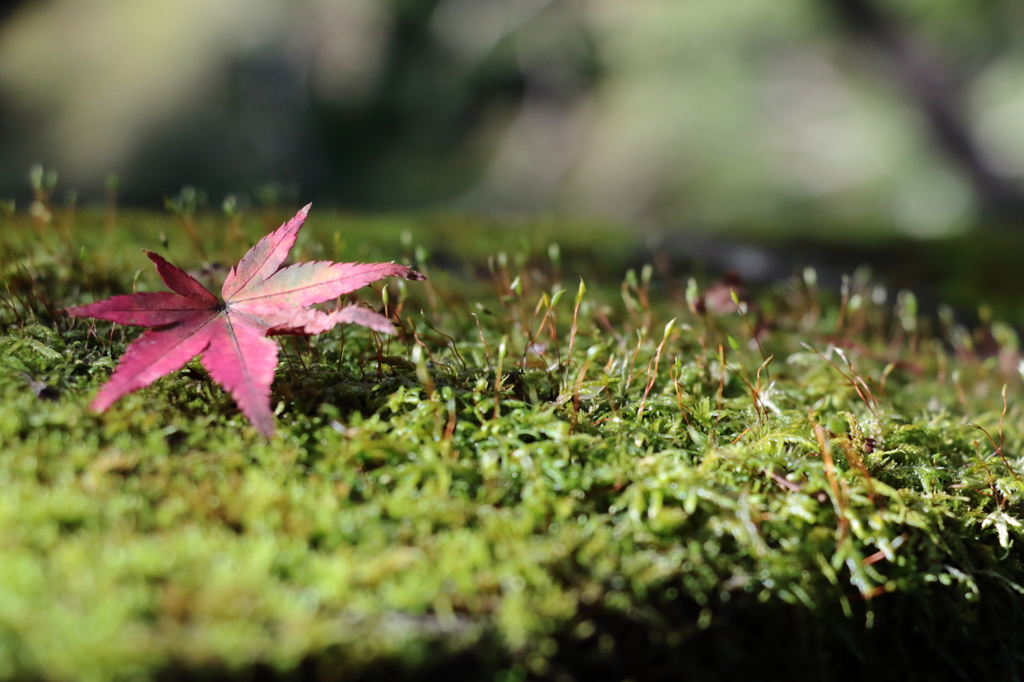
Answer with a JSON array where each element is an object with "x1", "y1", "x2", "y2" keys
[{"x1": 1, "y1": 206, "x2": 1024, "y2": 680}]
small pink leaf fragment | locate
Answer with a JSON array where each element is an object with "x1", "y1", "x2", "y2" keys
[
  {"x1": 231, "y1": 260, "x2": 423, "y2": 309},
  {"x1": 201, "y1": 314, "x2": 279, "y2": 438},
  {"x1": 324, "y1": 305, "x2": 397, "y2": 335},
  {"x1": 265, "y1": 305, "x2": 395, "y2": 336},
  {"x1": 64, "y1": 204, "x2": 423, "y2": 436},
  {"x1": 90, "y1": 318, "x2": 218, "y2": 412},
  {"x1": 145, "y1": 251, "x2": 218, "y2": 303},
  {"x1": 222, "y1": 203, "x2": 310, "y2": 300},
  {"x1": 65, "y1": 293, "x2": 213, "y2": 327}
]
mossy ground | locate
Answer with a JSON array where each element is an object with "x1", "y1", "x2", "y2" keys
[{"x1": 3, "y1": 207, "x2": 1024, "y2": 681}]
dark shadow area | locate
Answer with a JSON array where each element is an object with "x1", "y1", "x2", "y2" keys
[{"x1": 151, "y1": 576, "x2": 1024, "y2": 682}]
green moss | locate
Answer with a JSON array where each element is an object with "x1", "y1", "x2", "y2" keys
[{"x1": 2, "y1": 209, "x2": 1024, "y2": 680}]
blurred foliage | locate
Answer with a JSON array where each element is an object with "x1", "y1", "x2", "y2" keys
[{"x1": 2, "y1": 0, "x2": 1024, "y2": 234}]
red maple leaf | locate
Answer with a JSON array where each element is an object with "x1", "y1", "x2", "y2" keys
[{"x1": 65, "y1": 204, "x2": 424, "y2": 436}]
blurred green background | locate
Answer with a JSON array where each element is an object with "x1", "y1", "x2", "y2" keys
[{"x1": 2, "y1": 0, "x2": 1024, "y2": 238}]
